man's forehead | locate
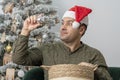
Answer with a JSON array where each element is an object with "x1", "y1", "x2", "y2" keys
[{"x1": 62, "y1": 17, "x2": 75, "y2": 22}]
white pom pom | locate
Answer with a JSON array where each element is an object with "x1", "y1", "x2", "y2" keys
[
  {"x1": 18, "y1": 69, "x2": 25, "y2": 78},
  {"x1": 72, "y1": 21, "x2": 80, "y2": 29}
]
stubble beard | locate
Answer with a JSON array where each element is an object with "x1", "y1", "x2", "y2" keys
[
  {"x1": 60, "y1": 35, "x2": 75, "y2": 44},
  {"x1": 60, "y1": 35, "x2": 70, "y2": 43}
]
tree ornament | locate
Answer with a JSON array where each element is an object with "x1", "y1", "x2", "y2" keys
[
  {"x1": 42, "y1": 33, "x2": 48, "y2": 39},
  {"x1": 37, "y1": 14, "x2": 46, "y2": 27},
  {"x1": 26, "y1": 10, "x2": 30, "y2": 17},
  {"x1": 6, "y1": 68, "x2": 15, "y2": 80},
  {"x1": 4, "y1": 2, "x2": 15, "y2": 14},
  {"x1": 5, "y1": 43, "x2": 12, "y2": 53},
  {"x1": 11, "y1": 18, "x2": 17, "y2": 33},
  {"x1": 20, "y1": 0, "x2": 26, "y2": 5},
  {"x1": 3, "y1": 52, "x2": 12, "y2": 65},
  {"x1": 26, "y1": 0, "x2": 35, "y2": 5},
  {"x1": 0, "y1": 32, "x2": 6, "y2": 43},
  {"x1": 0, "y1": 76, "x2": 5, "y2": 80},
  {"x1": 55, "y1": 17, "x2": 59, "y2": 24},
  {"x1": 34, "y1": 33, "x2": 43, "y2": 47},
  {"x1": 17, "y1": 69, "x2": 25, "y2": 78}
]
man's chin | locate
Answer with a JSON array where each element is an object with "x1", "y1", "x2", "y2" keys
[
  {"x1": 60, "y1": 38, "x2": 69, "y2": 43},
  {"x1": 60, "y1": 37, "x2": 66, "y2": 41}
]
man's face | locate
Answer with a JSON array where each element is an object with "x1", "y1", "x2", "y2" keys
[{"x1": 60, "y1": 17, "x2": 81, "y2": 43}]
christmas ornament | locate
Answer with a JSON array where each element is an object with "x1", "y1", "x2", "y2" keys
[
  {"x1": 36, "y1": 36, "x2": 42, "y2": 47},
  {"x1": 3, "y1": 53, "x2": 12, "y2": 65},
  {"x1": 17, "y1": 69, "x2": 25, "y2": 78},
  {"x1": 0, "y1": 32, "x2": 6, "y2": 43},
  {"x1": 11, "y1": 18, "x2": 17, "y2": 33},
  {"x1": 4, "y1": 2, "x2": 15, "y2": 14},
  {"x1": 6, "y1": 68, "x2": 15, "y2": 80},
  {"x1": 42, "y1": 33, "x2": 48, "y2": 39},
  {"x1": 20, "y1": 0, "x2": 26, "y2": 5},
  {"x1": 55, "y1": 17, "x2": 59, "y2": 24},
  {"x1": 0, "y1": 76, "x2": 5, "y2": 80},
  {"x1": 26, "y1": 0, "x2": 35, "y2": 5},
  {"x1": 5, "y1": 43, "x2": 12, "y2": 53},
  {"x1": 37, "y1": 14, "x2": 48, "y2": 27}
]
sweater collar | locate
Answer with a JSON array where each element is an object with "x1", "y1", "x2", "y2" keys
[{"x1": 61, "y1": 41, "x2": 84, "y2": 53}]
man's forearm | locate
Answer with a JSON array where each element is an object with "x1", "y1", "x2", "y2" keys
[{"x1": 12, "y1": 35, "x2": 29, "y2": 65}]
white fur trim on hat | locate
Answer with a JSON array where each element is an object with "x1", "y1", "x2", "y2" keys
[
  {"x1": 62, "y1": 11, "x2": 75, "y2": 19},
  {"x1": 62, "y1": 11, "x2": 89, "y2": 27},
  {"x1": 72, "y1": 21, "x2": 80, "y2": 29}
]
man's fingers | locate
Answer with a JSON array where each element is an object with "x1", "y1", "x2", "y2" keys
[
  {"x1": 33, "y1": 15, "x2": 37, "y2": 23},
  {"x1": 26, "y1": 16, "x2": 31, "y2": 23},
  {"x1": 23, "y1": 15, "x2": 43, "y2": 31},
  {"x1": 26, "y1": 15, "x2": 39, "y2": 24}
]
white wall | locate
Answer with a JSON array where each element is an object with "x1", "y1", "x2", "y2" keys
[{"x1": 0, "y1": 0, "x2": 120, "y2": 67}]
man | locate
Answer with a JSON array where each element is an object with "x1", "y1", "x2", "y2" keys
[{"x1": 12, "y1": 5, "x2": 112, "y2": 80}]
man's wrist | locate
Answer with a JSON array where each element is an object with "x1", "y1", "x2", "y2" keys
[{"x1": 20, "y1": 29, "x2": 30, "y2": 36}]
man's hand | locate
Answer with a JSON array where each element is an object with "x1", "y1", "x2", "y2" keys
[{"x1": 21, "y1": 15, "x2": 42, "y2": 36}]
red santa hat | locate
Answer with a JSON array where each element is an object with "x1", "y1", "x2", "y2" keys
[{"x1": 62, "y1": 5, "x2": 92, "y2": 28}]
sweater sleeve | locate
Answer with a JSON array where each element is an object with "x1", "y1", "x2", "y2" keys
[
  {"x1": 12, "y1": 35, "x2": 43, "y2": 66},
  {"x1": 91, "y1": 50, "x2": 112, "y2": 80}
]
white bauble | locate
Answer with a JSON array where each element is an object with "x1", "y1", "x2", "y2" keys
[
  {"x1": 17, "y1": 69, "x2": 25, "y2": 78},
  {"x1": 42, "y1": 33, "x2": 48, "y2": 39}
]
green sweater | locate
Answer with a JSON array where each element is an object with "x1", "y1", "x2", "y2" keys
[{"x1": 12, "y1": 35, "x2": 112, "y2": 80}]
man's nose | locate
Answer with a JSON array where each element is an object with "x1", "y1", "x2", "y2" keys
[{"x1": 61, "y1": 23, "x2": 68, "y2": 29}]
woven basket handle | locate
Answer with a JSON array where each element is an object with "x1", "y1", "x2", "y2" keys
[
  {"x1": 40, "y1": 65, "x2": 51, "y2": 70},
  {"x1": 78, "y1": 62, "x2": 98, "y2": 71}
]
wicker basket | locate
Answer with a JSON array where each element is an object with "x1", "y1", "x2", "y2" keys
[{"x1": 41, "y1": 63, "x2": 97, "y2": 80}]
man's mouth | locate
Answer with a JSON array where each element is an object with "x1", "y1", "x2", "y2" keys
[{"x1": 61, "y1": 31, "x2": 68, "y2": 35}]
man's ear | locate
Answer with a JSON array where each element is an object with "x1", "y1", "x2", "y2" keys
[{"x1": 79, "y1": 25, "x2": 86, "y2": 36}]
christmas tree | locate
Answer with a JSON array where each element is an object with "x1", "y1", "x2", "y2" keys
[{"x1": 0, "y1": 0, "x2": 60, "y2": 79}]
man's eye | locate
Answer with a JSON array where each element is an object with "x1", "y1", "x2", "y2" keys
[
  {"x1": 70, "y1": 23, "x2": 73, "y2": 26},
  {"x1": 68, "y1": 22, "x2": 73, "y2": 26}
]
